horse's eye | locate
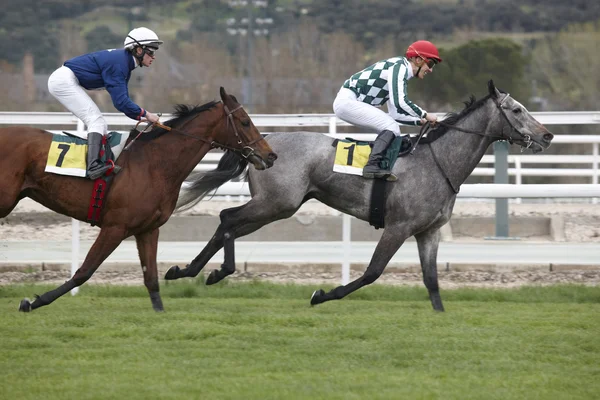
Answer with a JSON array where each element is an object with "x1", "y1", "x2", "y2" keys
[
  {"x1": 512, "y1": 108, "x2": 522, "y2": 114},
  {"x1": 241, "y1": 119, "x2": 250, "y2": 127}
]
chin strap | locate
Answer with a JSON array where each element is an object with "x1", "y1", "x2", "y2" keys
[{"x1": 135, "y1": 52, "x2": 144, "y2": 67}]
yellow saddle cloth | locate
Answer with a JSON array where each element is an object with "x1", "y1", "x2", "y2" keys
[
  {"x1": 332, "y1": 140, "x2": 371, "y2": 176},
  {"x1": 44, "y1": 132, "x2": 127, "y2": 177}
]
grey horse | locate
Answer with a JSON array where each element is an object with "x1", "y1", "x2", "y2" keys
[{"x1": 165, "y1": 80, "x2": 554, "y2": 311}]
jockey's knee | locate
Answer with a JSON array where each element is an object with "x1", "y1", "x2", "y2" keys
[
  {"x1": 383, "y1": 125, "x2": 401, "y2": 136},
  {"x1": 88, "y1": 118, "x2": 108, "y2": 136}
]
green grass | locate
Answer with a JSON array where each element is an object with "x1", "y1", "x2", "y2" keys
[{"x1": 1, "y1": 282, "x2": 599, "y2": 400}]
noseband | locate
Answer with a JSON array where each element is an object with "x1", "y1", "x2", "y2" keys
[
  {"x1": 436, "y1": 93, "x2": 533, "y2": 150},
  {"x1": 495, "y1": 93, "x2": 533, "y2": 150},
  {"x1": 131, "y1": 101, "x2": 265, "y2": 159}
]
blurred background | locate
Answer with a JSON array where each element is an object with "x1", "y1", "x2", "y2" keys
[{"x1": 2, "y1": 0, "x2": 598, "y2": 115}]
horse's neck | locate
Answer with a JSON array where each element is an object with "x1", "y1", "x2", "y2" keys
[
  {"x1": 145, "y1": 123, "x2": 215, "y2": 185},
  {"x1": 432, "y1": 102, "x2": 498, "y2": 186}
]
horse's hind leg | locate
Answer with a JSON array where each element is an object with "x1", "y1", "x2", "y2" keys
[
  {"x1": 19, "y1": 226, "x2": 126, "y2": 312},
  {"x1": 135, "y1": 228, "x2": 164, "y2": 312},
  {"x1": 165, "y1": 198, "x2": 298, "y2": 282},
  {"x1": 311, "y1": 229, "x2": 405, "y2": 305},
  {"x1": 204, "y1": 228, "x2": 235, "y2": 285},
  {"x1": 205, "y1": 200, "x2": 301, "y2": 284},
  {"x1": 164, "y1": 204, "x2": 247, "y2": 281},
  {"x1": 414, "y1": 227, "x2": 445, "y2": 311}
]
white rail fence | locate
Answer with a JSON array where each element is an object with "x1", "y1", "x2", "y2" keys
[
  {"x1": 1, "y1": 111, "x2": 600, "y2": 289},
  {"x1": 1, "y1": 111, "x2": 599, "y2": 182}
]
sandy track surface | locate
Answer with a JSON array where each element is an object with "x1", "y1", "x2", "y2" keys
[
  {"x1": 2, "y1": 270, "x2": 599, "y2": 289},
  {"x1": 2, "y1": 199, "x2": 600, "y2": 242},
  {"x1": 2, "y1": 199, "x2": 599, "y2": 287}
]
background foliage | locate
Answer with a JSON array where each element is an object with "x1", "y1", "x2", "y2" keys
[{"x1": 0, "y1": 0, "x2": 599, "y2": 114}]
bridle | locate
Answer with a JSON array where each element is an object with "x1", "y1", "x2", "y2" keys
[
  {"x1": 435, "y1": 93, "x2": 533, "y2": 150},
  {"x1": 126, "y1": 100, "x2": 264, "y2": 159},
  {"x1": 416, "y1": 93, "x2": 534, "y2": 195}
]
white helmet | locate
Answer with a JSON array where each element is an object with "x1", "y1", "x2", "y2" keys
[{"x1": 124, "y1": 27, "x2": 163, "y2": 50}]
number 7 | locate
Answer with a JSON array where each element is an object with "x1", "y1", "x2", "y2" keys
[{"x1": 55, "y1": 144, "x2": 70, "y2": 167}]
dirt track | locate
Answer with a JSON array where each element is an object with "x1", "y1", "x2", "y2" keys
[
  {"x1": 2, "y1": 269, "x2": 600, "y2": 289},
  {"x1": 1, "y1": 199, "x2": 599, "y2": 287}
]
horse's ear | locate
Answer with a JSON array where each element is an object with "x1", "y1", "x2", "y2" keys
[
  {"x1": 488, "y1": 80, "x2": 497, "y2": 97},
  {"x1": 220, "y1": 87, "x2": 228, "y2": 102}
]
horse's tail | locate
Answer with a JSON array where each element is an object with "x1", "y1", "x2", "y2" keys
[{"x1": 176, "y1": 150, "x2": 248, "y2": 212}]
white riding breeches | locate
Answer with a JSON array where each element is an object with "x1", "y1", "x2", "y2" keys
[
  {"x1": 333, "y1": 88, "x2": 401, "y2": 136},
  {"x1": 47, "y1": 66, "x2": 107, "y2": 138}
]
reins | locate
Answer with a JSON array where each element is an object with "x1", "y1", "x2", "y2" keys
[{"x1": 124, "y1": 101, "x2": 264, "y2": 159}]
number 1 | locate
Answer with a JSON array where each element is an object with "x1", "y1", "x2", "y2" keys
[{"x1": 344, "y1": 144, "x2": 355, "y2": 165}]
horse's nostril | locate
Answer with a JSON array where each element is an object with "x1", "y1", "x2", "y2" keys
[
  {"x1": 269, "y1": 153, "x2": 278, "y2": 162},
  {"x1": 543, "y1": 133, "x2": 554, "y2": 142}
]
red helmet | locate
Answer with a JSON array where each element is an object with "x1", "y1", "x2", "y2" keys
[{"x1": 406, "y1": 40, "x2": 442, "y2": 63}]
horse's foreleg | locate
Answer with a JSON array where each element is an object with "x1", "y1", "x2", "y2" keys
[
  {"x1": 19, "y1": 227, "x2": 126, "y2": 312},
  {"x1": 135, "y1": 228, "x2": 163, "y2": 312},
  {"x1": 0, "y1": 201, "x2": 20, "y2": 219},
  {"x1": 310, "y1": 230, "x2": 405, "y2": 306},
  {"x1": 0, "y1": 176, "x2": 25, "y2": 218},
  {"x1": 414, "y1": 227, "x2": 444, "y2": 311}
]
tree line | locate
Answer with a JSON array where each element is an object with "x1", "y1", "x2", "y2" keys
[
  {"x1": 2, "y1": 0, "x2": 600, "y2": 72},
  {"x1": 0, "y1": 1, "x2": 598, "y2": 116}
]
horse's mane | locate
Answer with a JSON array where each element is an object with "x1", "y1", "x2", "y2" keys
[
  {"x1": 425, "y1": 93, "x2": 493, "y2": 141},
  {"x1": 127, "y1": 100, "x2": 220, "y2": 141}
]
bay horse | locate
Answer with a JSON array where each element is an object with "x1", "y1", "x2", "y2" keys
[
  {"x1": 1, "y1": 87, "x2": 277, "y2": 312},
  {"x1": 164, "y1": 81, "x2": 553, "y2": 312}
]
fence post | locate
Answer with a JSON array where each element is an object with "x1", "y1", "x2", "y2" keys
[
  {"x1": 70, "y1": 118, "x2": 85, "y2": 295},
  {"x1": 70, "y1": 219, "x2": 80, "y2": 295},
  {"x1": 329, "y1": 116, "x2": 337, "y2": 136},
  {"x1": 593, "y1": 143, "x2": 598, "y2": 205},
  {"x1": 490, "y1": 141, "x2": 511, "y2": 239},
  {"x1": 515, "y1": 157, "x2": 522, "y2": 204},
  {"x1": 341, "y1": 214, "x2": 351, "y2": 285}
]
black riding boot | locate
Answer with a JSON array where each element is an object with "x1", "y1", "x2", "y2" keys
[
  {"x1": 363, "y1": 130, "x2": 397, "y2": 181},
  {"x1": 87, "y1": 132, "x2": 112, "y2": 180}
]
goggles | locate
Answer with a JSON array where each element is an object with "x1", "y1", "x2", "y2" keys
[
  {"x1": 425, "y1": 58, "x2": 438, "y2": 69},
  {"x1": 144, "y1": 46, "x2": 158, "y2": 57}
]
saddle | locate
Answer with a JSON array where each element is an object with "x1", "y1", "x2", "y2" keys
[{"x1": 48, "y1": 131, "x2": 122, "y2": 226}]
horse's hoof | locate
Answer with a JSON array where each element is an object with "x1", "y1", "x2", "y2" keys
[
  {"x1": 310, "y1": 289, "x2": 325, "y2": 306},
  {"x1": 153, "y1": 307, "x2": 165, "y2": 313},
  {"x1": 19, "y1": 298, "x2": 32, "y2": 312},
  {"x1": 205, "y1": 269, "x2": 221, "y2": 285},
  {"x1": 164, "y1": 265, "x2": 181, "y2": 280}
]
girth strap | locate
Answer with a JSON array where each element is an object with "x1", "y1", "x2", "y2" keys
[{"x1": 369, "y1": 179, "x2": 387, "y2": 229}]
